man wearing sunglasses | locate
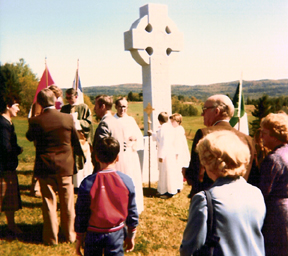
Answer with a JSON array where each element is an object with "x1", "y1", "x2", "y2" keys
[{"x1": 182, "y1": 94, "x2": 256, "y2": 198}]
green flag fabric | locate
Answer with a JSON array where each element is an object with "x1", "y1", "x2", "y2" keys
[{"x1": 229, "y1": 82, "x2": 245, "y2": 127}]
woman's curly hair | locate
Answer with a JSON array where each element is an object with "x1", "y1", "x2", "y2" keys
[
  {"x1": 196, "y1": 130, "x2": 250, "y2": 179},
  {"x1": 260, "y1": 112, "x2": 288, "y2": 143}
]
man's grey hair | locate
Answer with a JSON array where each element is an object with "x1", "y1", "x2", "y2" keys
[
  {"x1": 37, "y1": 88, "x2": 56, "y2": 108},
  {"x1": 207, "y1": 94, "x2": 234, "y2": 118}
]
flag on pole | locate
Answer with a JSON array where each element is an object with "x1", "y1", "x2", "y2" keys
[
  {"x1": 28, "y1": 60, "x2": 55, "y2": 117},
  {"x1": 229, "y1": 79, "x2": 249, "y2": 135},
  {"x1": 32, "y1": 65, "x2": 54, "y2": 104},
  {"x1": 72, "y1": 59, "x2": 84, "y2": 104}
]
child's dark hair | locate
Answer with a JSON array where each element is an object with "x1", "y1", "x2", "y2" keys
[
  {"x1": 158, "y1": 112, "x2": 169, "y2": 123},
  {"x1": 94, "y1": 137, "x2": 120, "y2": 163}
]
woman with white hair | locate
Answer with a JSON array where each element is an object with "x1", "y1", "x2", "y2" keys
[
  {"x1": 180, "y1": 130, "x2": 266, "y2": 256},
  {"x1": 259, "y1": 112, "x2": 288, "y2": 256}
]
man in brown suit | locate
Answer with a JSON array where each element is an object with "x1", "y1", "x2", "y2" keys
[
  {"x1": 182, "y1": 94, "x2": 257, "y2": 198},
  {"x1": 26, "y1": 88, "x2": 83, "y2": 245}
]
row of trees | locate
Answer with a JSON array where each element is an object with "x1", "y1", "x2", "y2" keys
[
  {"x1": 250, "y1": 95, "x2": 288, "y2": 136},
  {"x1": 1, "y1": 59, "x2": 288, "y2": 135},
  {"x1": 0, "y1": 59, "x2": 94, "y2": 116},
  {"x1": 0, "y1": 59, "x2": 39, "y2": 115}
]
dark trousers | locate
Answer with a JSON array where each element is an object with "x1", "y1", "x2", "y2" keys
[{"x1": 84, "y1": 228, "x2": 124, "y2": 256}]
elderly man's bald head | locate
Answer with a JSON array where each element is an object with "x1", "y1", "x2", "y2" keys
[
  {"x1": 202, "y1": 94, "x2": 234, "y2": 127},
  {"x1": 206, "y1": 94, "x2": 234, "y2": 118}
]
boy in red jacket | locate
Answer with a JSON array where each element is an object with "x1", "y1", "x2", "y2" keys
[{"x1": 75, "y1": 137, "x2": 139, "y2": 256}]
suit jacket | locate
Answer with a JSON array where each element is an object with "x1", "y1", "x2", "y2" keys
[
  {"x1": 60, "y1": 103, "x2": 94, "y2": 145},
  {"x1": 185, "y1": 121, "x2": 257, "y2": 194},
  {"x1": 92, "y1": 112, "x2": 125, "y2": 171},
  {"x1": 26, "y1": 108, "x2": 83, "y2": 177}
]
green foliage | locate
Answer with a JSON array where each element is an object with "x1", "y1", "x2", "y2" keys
[
  {"x1": 83, "y1": 79, "x2": 288, "y2": 101},
  {"x1": 0, "y1": 59, "x2": 38, "y2": 116},
  {"x1": 172, "y1": 97, "x2": 198, "y2": 116},
  {"x1": 0, "y1": 63, "x2": 22, "y2": 100},
  {"x1": 83, "y1": 94, "x2": 94, "y2": 112},
  {"x1": 127, "y1": 91, "x2": 143, "y2": 102},
  {"x1": 250, "y1": 95, "x2": 288, "y2": 136}
]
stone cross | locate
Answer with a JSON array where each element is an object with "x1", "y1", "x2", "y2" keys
[{"x1": 124, "y1": 3, "x2": 183, "y2": 134}]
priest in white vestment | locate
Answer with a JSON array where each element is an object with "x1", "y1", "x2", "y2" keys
[{"x1": 114, "y1": 98, "x2": 144, "y2": 214}]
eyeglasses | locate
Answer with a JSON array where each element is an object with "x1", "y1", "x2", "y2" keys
[
  {"x1": 202, "y1": 106, "x2": 215, "y2": 113},
  {"x1": 117, "y1": 105, "x2": 127, "y2": 109}
]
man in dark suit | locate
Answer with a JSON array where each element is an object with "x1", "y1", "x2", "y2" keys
[
  {"x1": 26, "y1": 88, "x2": 83, "y2": 245},
  {"x1": 92, "y1": 95, "x2": 125, "y2": 173},
  {"x1": 182, "y1": 94, "x2": 257, "y2": 198}
]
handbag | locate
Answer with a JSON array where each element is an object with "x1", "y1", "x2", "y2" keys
[{"x1": 193, "y1": 190, "x2": 223, "y2": 256}]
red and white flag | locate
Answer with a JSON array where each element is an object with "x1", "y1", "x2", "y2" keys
[{"x1": 28, "y1": 62, "x2": 55, "y2": 117}]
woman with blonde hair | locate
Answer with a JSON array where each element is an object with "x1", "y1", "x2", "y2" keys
[
  {"x1": 180, "y1": 130, "x2": 266, "y2": 256},
  {"x1": 259, "y1": 112, "x2": 288, "y2": 256}
]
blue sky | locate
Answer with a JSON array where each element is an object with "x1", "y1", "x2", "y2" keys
[{"x1": 0, "y1": 0, "x2": 287, "y2": 88}]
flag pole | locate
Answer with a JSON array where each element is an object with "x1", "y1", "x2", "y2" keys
[
  {"x1": 237, "y1": 72, "x2": 243, "y2": 131},
  {"x1": 75, "y1": 59, "x2": 79, "y2": 90},
  {"x1": 144, "y1": 103, "x2": 154, "y2": 193},
  {"x1": 45, "y1": 57, "x2": 48, "y2": 87}
]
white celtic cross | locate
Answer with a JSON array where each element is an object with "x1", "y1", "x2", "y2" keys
[{"x1": 124, "y1": 3, "x2": 183, "y2": 134}]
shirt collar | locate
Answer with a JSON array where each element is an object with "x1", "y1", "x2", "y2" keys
[
  {"x1": 213, "y1": 119, "x2": 229, "y2": 126},
  {"x1": 43, "y1": 106, "x2": 56, "y2": 111}
]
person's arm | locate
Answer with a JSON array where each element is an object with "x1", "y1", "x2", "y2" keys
[
  {"x1": 75, "y1": 178, "x2": 92, "y2": 255},
  {"x1": 71, "y1": 122, "x2": 85, "y2": 160},
  {"x1": 183, "y1": 129, "x2": 203, "y2": 186},
  {"x1": 180, "y1": 192, "x2": 207, "y2": 256},
  {"x1": 26, "y1": 119, "x2": 36, "y2": 142},
  {"x1": 258, "y1": 154, "x2": 278, "y2": 198},
  {"x1": 0, "y1": 124, "x2": 11, "y2": 172},
  {"x1": 124, "y1": 176, "x2": 139, "y2": 253}
]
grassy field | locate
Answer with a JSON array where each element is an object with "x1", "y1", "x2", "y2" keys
[{"x1": 0, "y1": 103, "x2": 255, "y2": 255}]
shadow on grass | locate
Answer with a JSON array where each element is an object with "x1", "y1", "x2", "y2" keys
[
  {"x1": 0, "y1": 223, "x2": 43, "y2": 244},
  {"x1": 19, "y1": 184, "x2": 31, "y2": 191},
  {"x1": 0, "y1": 223, "x2": 72, "y2": 245},
  {"x1": 143, "y1": 187, "x2": 158, "y2": 198},
  {"x1": 17, "y1": 170, "x2": 34, "y2": 175},
  {"x1": 21, "y1": 201, "x2": 43, "y2": 208}
]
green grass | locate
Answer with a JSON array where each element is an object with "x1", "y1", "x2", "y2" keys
[{"x1": 0, "y1": 103, "x2": 256, "y2": 255}]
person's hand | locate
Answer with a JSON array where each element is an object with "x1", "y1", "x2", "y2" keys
[
  {"x1": 147, "y1": 130, "x2": 153, "y2": 136},
  {"x1": 124, "y1": 237, "x2": 135, "y2": 252},
  {"x1": 75, "y1": 239, "x2": 83, "y2": 256},
  {"x1": 182, "y1": 167, "x2": 187, "y2": 179}
]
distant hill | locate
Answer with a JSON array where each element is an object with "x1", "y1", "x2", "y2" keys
[{"x1": 82, "y1": 79, "x2": 288, "y2": 100}]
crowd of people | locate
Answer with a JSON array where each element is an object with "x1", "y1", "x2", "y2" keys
[{"x1": 0, "y1": 87, "x2": 288, "y2": 256}]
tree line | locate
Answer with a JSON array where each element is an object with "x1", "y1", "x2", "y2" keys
[{"x1": 1, "y1": 59, "x2": 288, "y2": 136}]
